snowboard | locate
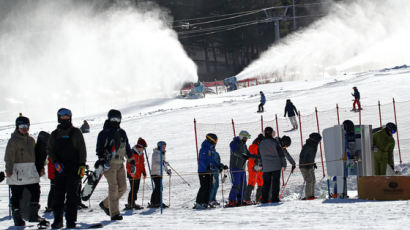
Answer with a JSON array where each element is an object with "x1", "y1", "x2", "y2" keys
[{"x1": 81, "y1": 139, "x2": 117, "y2": 201}]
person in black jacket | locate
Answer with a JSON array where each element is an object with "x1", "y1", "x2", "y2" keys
[
  {"x1": 299, "y1": 133, "x2": 321, "y2": 200},
  {"x1": 351, "y1": 86, "x2": 362, "y2": 111},
  {"x1": 284, "y1": 99, "x2": 298, "y2": 130},
  {"x1": 47, "y1": 108, "x2": 87, "y2": 229}
]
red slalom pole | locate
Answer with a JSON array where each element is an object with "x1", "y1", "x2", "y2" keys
[
  {"x1": 392, "y1": 98, "x2": 402, "y2": 164},
  {"x1": 194, "y1": 119, "x2": 199, "y2": 163},
  {"x1": 232, "y1": 119, "x2": 236, "y2": 137},
  {"x1": 378, "y1": 100, "x2": 382, "y2": 128},
  {"x1": 315, "y1": 107, "x2": 325, "y2": 177},
  {"x1": 275, "y1": 114, "x2": 280, "y2": 137},
  {"x1": 261, "y1": 115, "x2": 264, "y2": 133}
]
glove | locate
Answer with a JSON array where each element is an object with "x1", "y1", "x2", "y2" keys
[
  {"x1": 55, "y1": 162, "x2": 64, "y2": 174},
  {"x1": 78, "y1": 165, "x2": 86, "y2": 178},
  {"x1": 166, "y1": 169, "x2": 172, "y2": 176},
  {"x1": 163, "y1": 161, "x2": 169, "y2": 167},
  {"x1": 291, "y1": 165, "x2": 296, "y2": 173},
  {"x1": 313, "y1": 163, "x2": 318, "y2": 169},
  {"x1": 94, "y1": 159, "x2": 105, "y2": 169},
  {"x1": 253, "y1": 165, "x2": 262, "y2": 172}
]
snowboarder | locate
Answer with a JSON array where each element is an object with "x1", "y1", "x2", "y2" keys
[
  {"x1": 351, "y1": 86, "x2": 362, "y2": 111},
  {"x1": 195, "y1": 133, "x2": 222, "y2": 209},
  {"x1": 258, "y1": 127, "x2": 287, "y2": 203},
  {"x1": 96, "y1": 109, "x2": 134, "y2": 221},
  {"x1": 125, "y1": 137, "x2": 148, "y2": 210},
  {"x1": 284, "y1": 99, "x2": 299, "y2": 130},
  {"x1": 80, "y1": 120, "x2": 90, "y2": 133},
  {"x1": 299, "y1": 132, "x2": 322, "y2": 200},
  {"x1": 149, "y1": 141, "x2": 171, "y2": 208},
  {"x1": 258, "y1": 91, "x2": 266, "y2": 112},
  {"x1": 226, "y1": 130, "x2": 253, "y2": 207},
  {"x1": 47, "y1": 108, "x2": 87, "y2": 229},
  {"x1": 5, "y1": 116, "x2": 45, "y2": 226},
  {"x1": 373, "y1": 122, "x2": 397, "y2": 175},
  {"x1": 244, "y1": 134, "x2": 264, "y2": 204}
]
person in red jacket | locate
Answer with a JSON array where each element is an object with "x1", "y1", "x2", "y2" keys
[
  {"x1": 125, "y1": 138, "x2": 147, "y2": 210},
  {"x1": 244, "y1": 134, "x2": 264, "y2": 204}
]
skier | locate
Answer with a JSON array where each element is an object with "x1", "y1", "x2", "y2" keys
[
  {"x1": 244, "y1": 134, "x2": 264, "y2": 204},
  {"x1": 351, "y1": 86, "x2": 362, "y2": 111},
  {"x1": 226, "y1": 130, "x2": 253, "y2": 207},
  {"x1": 96, "y1": 109, "x2": 134, "y2": 220},
  {"x1": 149, "y1": 141, "x2": 171, "y2": 208},
  {"x1": 125, "y1": 138, "x2": 148, "y2": 210},
  {"x1": 5, "y1": 116, "x2": 45, "y2": 226},
  {"x1": 373, "y1": 122, "x2": 397, "y2": 175},
  {"x1": 284, "y1": 99, "x2": 299, "y2": 130},
  {"x1": 258, "y1": 91, "x2": 266, "y2": 112},
  {"x1": 47, "y1": 108, "x2": 87, "y2": 228},
  {"x1": 80, "y1": 120, "x2": 90, "y2": 133},
  {"x1": 299, "y1": 132, "x2": 322, "y2": 200},
  {"x1": 258, "y1": 127, "x2": 287, "y2": 203},
  {"x1": 195, "y1": 133, "x2": 221, "y2": 209}
]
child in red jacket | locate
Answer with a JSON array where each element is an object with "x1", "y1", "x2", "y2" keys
[{"x1": 125, "y1": 138, "x2": 147, "y2": 210}]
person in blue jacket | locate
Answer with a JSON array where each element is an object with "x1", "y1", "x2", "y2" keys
[
  {"x1": 258, "y1": 91, "x2": 266, "y2": 112},
  {"x1": 195, "y1": 133, "x2": 222, "y2": 209}
]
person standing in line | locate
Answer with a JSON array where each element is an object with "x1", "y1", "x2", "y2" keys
[
  {"x1": 299, "y1": 133, "x2": 322, "y2": 200},
  {"x1": 244, "y1": 134, "x2": 264, "y2": 204},
  {"x1": 125, "y1": 138, "x2": 147, "y2": 210},
  {"x1": 96, "y1": 109, "x2": 134, "y2": 221},
  {"x1": 351, "y1": 86, "x2": 362, "y2": 111},
  {"x1": 258, "y1": 91, "x2": 266, "y2": 112},
  {"x1": 373, "y1": 122, "x2": 397, "y2": 175},
  {"x1": 47, "y1": 108, "x2": 87, "y2": 228},
  {"x1": 5, "y1": 116, "x2": 45, "y2": 226},
  {"x1": 284, "y1": 99, "x2": 298, "y2": 130},
  {"x1": 149, "y1": 141, "x2": 171, "y2": 208}
]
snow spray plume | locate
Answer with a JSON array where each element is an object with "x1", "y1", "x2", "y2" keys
[
  {"x1": 237, "y1": 0, "x2": 410, "y2": 81},
  {"x1": 0, "y1": 0, "x2": 197, "y2": 122}
]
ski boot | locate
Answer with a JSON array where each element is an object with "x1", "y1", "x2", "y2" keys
[
  {"x1": 111, "y1": 214, "x2": 123, "y2": 221},
  {"x1": 193, "y1": 203, "x2": 207, "y2": 210},
  {"x1": 51, "y1": 209, "x2": 64, "y2": 229}
]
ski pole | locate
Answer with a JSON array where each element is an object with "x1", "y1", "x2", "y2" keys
[
  {"x1": 8, "y1": 186, "x2": 11, "y2": 220},
  {"x1": 131, "y1": 178, "x2": 135, "y2": 210},
  {"x1": 143, "y1": 149, "x2": 154, "y2": 190},
  {"x1": 169, "y1": 174, "x2": 171, "y2": 207},
  {"x1": 220, "y1": 171, "x2": 225, "y2": 205},
  {"x1": 279, "y1": 172, "x2": 293, "y2": 199},
  {"x1": 142, "y1": 177, "x2": 145, "y2": 207},
  {"x1": 160, "y1": 150, "x2": 163, "y2": 214},
  {"x1": 168, "y1": 164, "x2": 191, "y2": 187}
]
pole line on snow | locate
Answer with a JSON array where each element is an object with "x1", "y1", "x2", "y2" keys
[
  {"x1": 378, "y1": 100, "x2": 382, "y2": 128},
  {"x1": 315, "y1": 107, "x2": 325, "y2": 177},
  {"x1": 275, "y1": 114, "x2": 280, "y2": 137},
  {"x1": 232, "y1": 119, "x2": 236, "y2": 137},
  {"x1": 194, "y1": 119, "x2": 199, "y2": 163},
  {"x1": 298, "y1": 111, "x2": 303, "y2": 148},
  {"x1": 392, "y1": 98, "x2": 402, "y2": 164},
  {"x1": 336, "y1": 104, "x2": 340, "y2": 125}
]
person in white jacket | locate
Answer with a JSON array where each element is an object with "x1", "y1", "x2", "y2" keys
[{"x1": 149, "y1": 141, "x2": 171, "y2": 208}]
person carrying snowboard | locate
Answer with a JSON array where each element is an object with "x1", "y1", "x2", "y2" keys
[
  {"x1": 149, "y1": 141, "x2": 171, "y2": 208},
  {"x1": 373, "y1": 122, "x2": 397, "y2": 175},
  {"x1": 284, "y1": 99, "x2": 298, "y2": 130},
  {"x1": 244, "y1": 134, "x2": 264, "y2": 204},
  {"x1": 96, "y1": 109, "x2": 134, "y2": 220},
  {"x1": 299, "y1": 132, "x2": 322, "y2": 200},
  {"x1": 125, "y1": 137, "x2": 147, "y2": 210},
  {"x1": 258, "y1": 91, "x2": 266, "y2": 112},
  {"x1": 5, "y1": 116, "x2": 45, "y2": 226},
  {"x1": 351, "y1": 86, "x2": 362, "y2": 111},
  {"x1": 47, "y1": 108, "x2": 87, "y2": 229}
]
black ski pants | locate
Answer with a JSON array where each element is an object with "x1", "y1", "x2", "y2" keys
[
  {"x1": 261, "y1": 170, "x2": 281, "y2": 203},
  {"x1": 258, "y1": 103, "x2": 265, "y2": 112},
  {"x1": 196, "y1": 173, "x2": 212, "y2": 205},
  {"x1": 10, "y1": 183, "x2": 40, "y2": 208},
  {"x1": 127, "y1": 178, "x2": 141, "y2": 205},
  {"x1": 53, "y1": 170, "x2": 80, "y2": 223},
  {"x1": 150, "y1": 175, "x2": 162, "y2": 205}
]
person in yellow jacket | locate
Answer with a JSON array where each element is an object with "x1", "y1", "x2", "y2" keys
[{"x1": 373, "y1": 122, "x2": 397, "y2": 175}]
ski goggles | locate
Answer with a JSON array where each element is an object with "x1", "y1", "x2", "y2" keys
[
  {"x1": 18, "y1": 124, "x2": 30, "y2": 129},
  {"x1": 58, "y1": 109, "x2": 72, "y2": 117},
  {"x1": 109, "y1": 117, "x2": 121, "y2": 123}
]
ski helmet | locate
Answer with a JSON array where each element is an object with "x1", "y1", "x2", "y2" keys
[
  {"x1": 264, "y1": 127, "x2": 274, "y2": 137},
  {"x1": 157, "y1": 141, "x2": 166, "y2": 149},
  {"x1": 239, "y1": 130, "x2": 251, "y2": 140},
  {"x1": 57, "y1": 108, "x2": 72, "y2": 123},
  {"x1": 206, "y1": 133, "x2": 218, "y2": 145},
  {"x1": 107, "y1": 109, "x2": 122, "y2": 122},
  {"x1": 280, "y1": 135, "x2": 291, "y2": 148},
  {"x1": 309, "y1": 132, "x2": 322, "y2": 143},
  {"x1": 342, "y1": 120, "x2": 354, "y2": 133},
  {"x1": 385, "y1": 122, "x2": 397, "y2": 135},
  {"x1": 15, "y1": 116, "x2": 30, "y2": 129}
]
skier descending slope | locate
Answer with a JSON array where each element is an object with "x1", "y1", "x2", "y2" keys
[
  {"x1": 96, "y1": 109, "x2": 134, "y2": 221},
  {"x1": 48, "y1": 108, "x2": 87, "y2": 229}
]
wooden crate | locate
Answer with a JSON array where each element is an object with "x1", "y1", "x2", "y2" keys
[{"x1": 358, "y1": 176, "x2": 410, "y2": 200}]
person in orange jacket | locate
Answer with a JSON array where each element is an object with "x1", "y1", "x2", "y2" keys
[
  {"x1": 244, "y1": 134, "x2": 264, "y2": 204},
  {"x1": 125, "y1": 138, "x2": 147, "y2": 210}
]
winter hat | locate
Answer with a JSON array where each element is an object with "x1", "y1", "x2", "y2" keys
[
  {"x1": 57, "y1": 108, "x2": 72, "y2": 123},
  {"x1": 309, "y1": 133, "x2": 322, "y2": 143},
  {"x1": 264, "y1": 127, "x2": 275, "y2": 137},
  {"x1": 206, "y1": 133, "x2": 218, "y2": 145},
  {"x1": 239, "y1": 130, "x2": 251, "y2": 140},
  {"x1": 342, "y1": 120, "x2": 354, "y2": 133},
  {"x1": 385, "y1": 122, "x2": 397, "y2": 134},
  {"x1": 107, "y1": 109, "x2": 122, "y2": 122},
  {"x1": 280, "y1": 135, "x2": 291, "y2": 148},
  {"x1": 136, "y1": 137, "x2": 147, "y2": 148},
  {"x1": 15, "y1": 116, "x2": 30, "y2": 128}
]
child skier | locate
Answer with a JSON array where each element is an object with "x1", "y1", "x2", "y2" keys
[
  {"x1": 351, "y1": 86, "x2": 362, "y2": 111},
  {"x1": 149, "y1": 141, "x2": 171, "y2": 208}
]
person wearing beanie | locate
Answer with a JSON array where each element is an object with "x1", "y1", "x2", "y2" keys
[
  {"x1": 299, "y1": 132, "x2": 322, "y2": 200},
  {"x1": 95, "y1": 109, "x2": 133, "y2": 220},
  {"x1": 47, "y1": 108, "x2": 87, "y2": 229},
  {"x1": 5, "y1": 116, "x2": 45, "y2": 226},
  {"x1": 125, "y1": 137, "x2": 148, "y2": 210}
]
